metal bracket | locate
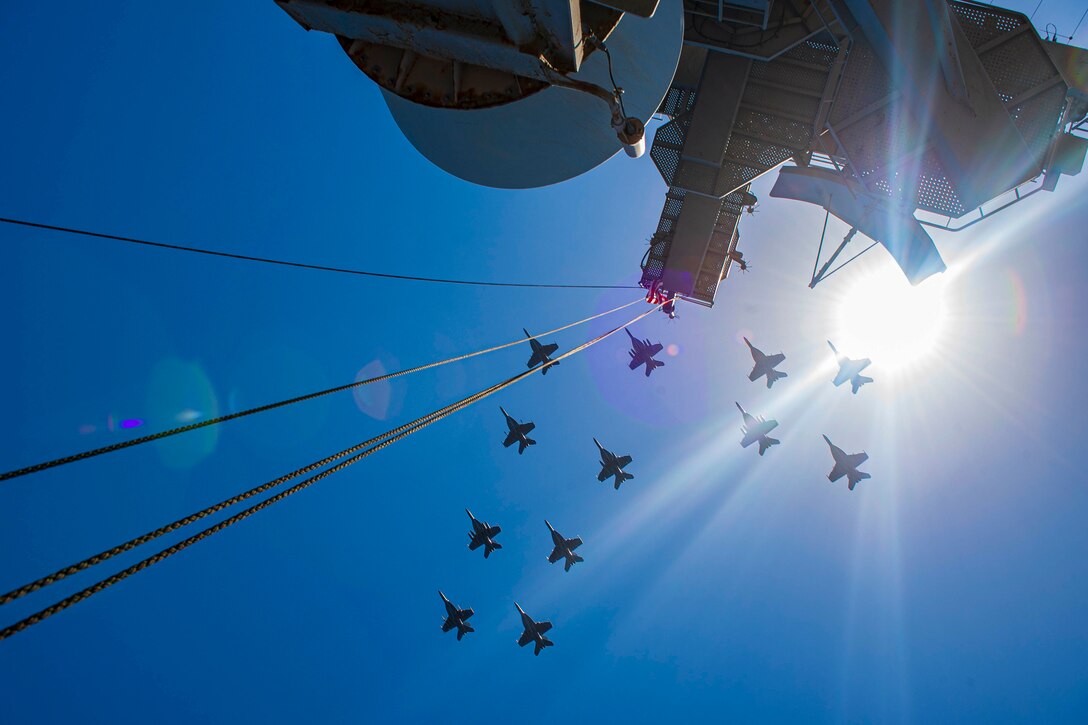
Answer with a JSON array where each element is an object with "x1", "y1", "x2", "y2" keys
[{"x1": 808, "y1": 214, "x2": 878, "y2": 288}]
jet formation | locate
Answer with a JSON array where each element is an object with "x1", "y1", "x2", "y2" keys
[
  {"x1": 439, "y1": 591, "x2": 475, "y2": 641},
  {"x1": 828, "y1": 340, "x2": 873, "y2": 394},
  {"x1": 499, "y1": 406, "x2": 536, "y2": 454},
  {"x1": 440, "y1": 322, "x2": 883, "y2": 653},
  {"x1": 823, "y1": 435, "x2": 871, "y2": 490},
  {"x1": 744, "y1": 337, "x2": 787, "y2": 388},
  {"x1": 593, "y1": 438, "x2": 635, "y2": 490},
  {"x1": 736, "y1": 402, "x2": 780, "y2": 456},
  {"x1": 524, "y1": 329, "x2": 559, "y2": 374},
  {"x1": 625, "y1": 327, "x2": 665, "y2": 377},
  {"x1": 544, "y1": 520, "x2": 584, "y2": 572},
  {"x1": 465, "y1": 509, "x2": 502, "y2": 558}
]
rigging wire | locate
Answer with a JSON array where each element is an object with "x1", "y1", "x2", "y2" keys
[
  {"x1": 818, "y1": 241, "x2": 880, "y2": 283},
  {"x1": 0, "y1": 368, "x2": 514, "y2": 606},
  {"x1": 0, "y1": 301, "x2": 649, "y2": 605},
  {"x1": 1072, "y1": 7, "x2": 1088, "y2": 40},
  {"x1": 0, "y1": 304, "x2": 661, "y2": 640},
  {"x1": 0, "y1": 217, "x2": 642, "y2": 290},
  {"x1": 0, "y1": 298, "x2": 643, "y2": 483}
]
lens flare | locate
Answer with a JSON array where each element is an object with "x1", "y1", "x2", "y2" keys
[{"x1": 834, "y1": 265, "x2": 949, "y2": 371}]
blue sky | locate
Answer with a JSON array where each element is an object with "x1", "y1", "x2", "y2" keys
[{"x1": 1, "y1": 1, "x2": 1087, "y2": 722}]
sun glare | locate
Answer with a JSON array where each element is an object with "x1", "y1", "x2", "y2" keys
[{"x1": 834, "y1": 265, "x2": 949, "y2": 371}]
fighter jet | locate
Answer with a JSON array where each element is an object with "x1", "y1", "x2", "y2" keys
[
  {"x1": 593, "y1": 438, "x2": 634, "y2": 489},
  {"x1": 736, "y1": 402, "x2": 780, "y2": 456},
  {"x1": 828, "y1": 341, "x2": 873, "y2": 394},
  {"x1": 514, "y1": 602, "x2": 554, "y2": 656},
  {"x1": 500, "y1": 406, "x2": 536, "y2": 454},
  {"x1": 823, "y1": 435, "x2": 871, "y2": 491},
  {"x1": 438, "y1": 591, "x2": 474, "y2": 641},
  {"x1": 744, "y1": 337, "x2": 787, "y2": 388},
  {"x1": 625, "y1": 327, "x2": 665, "y2": 377},
  {"x1": 544, "y1": 520, "x2": 584, "y2": 572},
  {"x1": 524, "y1": 329, "x2": 559, "y2": 374},
  {"x1": 466, "y1": 509, "x2": 502, "y2": 558}
]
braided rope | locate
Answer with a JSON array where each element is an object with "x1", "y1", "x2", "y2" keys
[
  {"x1": 0, "y1": 304, "x2": 660, "y2": 638},
  {"x1": 0, "y1": 384, "x2": 500, "y2": 640},
  {"x1": 0, "y1": 298, "x2": 642, "y2": 483},
  {"x1": 0, "y1": 377, "x2": 509, "y2": 605}
]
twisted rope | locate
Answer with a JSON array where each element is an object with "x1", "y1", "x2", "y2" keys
[
  {"x1": 0, "y1": 298, "x2": 642, "y2": 483},
  {"x1": 0, "y1": 304, "x2": 661, "y2": 639}
]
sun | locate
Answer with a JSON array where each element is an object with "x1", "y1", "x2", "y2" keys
[{"x1": 834, "y1": 264, "x2": 950, "y2": 371}]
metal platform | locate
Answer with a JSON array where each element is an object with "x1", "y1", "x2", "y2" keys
[{"x1": 642, "y1": 0, "x2": 1086, "y2": 302}]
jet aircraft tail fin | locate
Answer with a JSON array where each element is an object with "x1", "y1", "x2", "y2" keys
[
  {"x1": 644, "y1": 358, "x2": 665, "y2": 377},
  {"x1": 518, "y1": 438, "x2": 537, "y2": 454},
  {"x1": 847, "y1": 471, "x2": 872, "y2": 490},
  {"x1": 851, "y1": 375, "x2": 873, "y2": 394},
  {"x1": 758, "y1": 436, "x2": 780, "y2": 456},
  {"x1": 767, "y1": 369, "x2": 787, "y2": 388},
  {"x1": 614, "y1": 471, "x2": 635, "y2": 490},
  {"x1": 534, "y1": 638, "x2": 554, "y2": 656}
]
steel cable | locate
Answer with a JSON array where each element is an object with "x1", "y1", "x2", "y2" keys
[
  {"x1": 0, "y1": 217, "x2": 641, "y2": 290},
  {"x1": 0, "y1": 304, "x2": 660, "y2": 638},
  {"x1": 0, "y1": 298, "x2": 643, "y2": 483}
]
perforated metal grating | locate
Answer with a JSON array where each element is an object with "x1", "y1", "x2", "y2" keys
[
  {"x1": 646, "y1": 39, "x2": 839, "y2": 302},
  {"x1": 733, "y1": 108, "x2": 813, "y2": 148},
  {"x1": 1011, "y1": 84, "x2": 1067, "y2": 158},
  {"x1": 949, "y1": 0, "x2": 1067, "y2": 171},
  {"x1": 659, "y1": 87, "x2": 698, "y2": 118},
  {"x1": 650, "y1": 111, "x2": 692, "y2": 185},
  {"x1": 829, "y1": 40, "x2": 890, "y2": 128},
  {"x1": 984, "y1": 32, "x2": 1061, "y2": 101},
  {"x1": 950, "y1": 2, "x2": 1022, "y2": 48}
]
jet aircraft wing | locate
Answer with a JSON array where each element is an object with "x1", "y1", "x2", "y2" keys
[
  {"x1": 518, "y1": 421, "x2": 536, "y2": 435},
  {"x1": 541, "y1": 343, "x2": 558, "y2": 356},
  {"x1": 828, "y1": 463, "x2": 846, "y2": 481},
  {"x1": 503, "y1": 431, "x2": 519, "y2": 448},
  {"x1": 748, "y1": 367, "x2": 763, "y2": 382},
  {"x1": 647, "y1": 343, "x2": 663, "y2": 356},
  {"x1": 834, "y1": 359, "x2": 871, "y2": 386},
  {"x1": 846, "y1": 452, "x2": 869, "y2": 468},
  {"x1": 468, "y1": 539, "x2": 482, "y2": 550},
  {"x1": 441, "y1": 619, "x2": 456, "y2": 632},
  {"x1": 628, "y1": 357, "x2": 642, "y2": 371},
  {"x1": 518, "y1": 631, "x2": 533, "y2": 647},
  {"x1": 597, "y1": 467, "x2": 610, "y2": 482},
  {"x1": 535, "y1": 621, "x2": 552, "y2": 634},
  {"x1": 566, "y1": 537, "x2": 583, "y2": 550},
  {"x1": 548, "y1": 547, "x2": 564, "y2": 564},
  {"x1": 765, "y1": 353, "x2": 785, "y2": 367},
  {"x1": 486, "y1": 525, "x2": 501, "y2": 537},
  {"x1": 616, "y1": 455, "x2": 632, "y2": 468}
]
